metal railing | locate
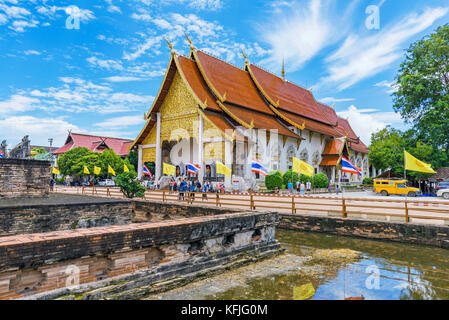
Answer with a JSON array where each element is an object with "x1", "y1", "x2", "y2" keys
[{"x1": 53, "y1": 186, "x2": 449, "y2": 225}]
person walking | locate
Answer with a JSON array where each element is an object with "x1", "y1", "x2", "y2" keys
[
  {"x1": 300, "y1": 182, "x2": 306, "y2": 196},
  {"x1": 328, "y1": 183, "x2": 333, "y2": 194},
  {"x1": 336, "y1": 184, "x2": 340, "y2": 195},
  {"x1": 288, "y1": 181, "x2": 293, "y2": 194},
  {"x1": 306, "y1": 180, "x2": 312, "y2": 195}
]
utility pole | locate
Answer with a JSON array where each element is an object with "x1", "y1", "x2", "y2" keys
[{"x1": 48, "y1": 138, "x2": 53, "y2": 153}]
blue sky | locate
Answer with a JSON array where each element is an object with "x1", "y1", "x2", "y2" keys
[{"x1": 0, "y1": 0, "x2": 448, "y2": 148}]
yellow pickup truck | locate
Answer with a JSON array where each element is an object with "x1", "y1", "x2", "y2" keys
[{"x1": 374, "y1": 179, "x2": 421, "y2": 197}]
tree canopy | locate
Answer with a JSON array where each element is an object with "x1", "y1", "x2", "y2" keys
[
  {"x1": 57, "y1": 147, "x2": 136, "y2": 178},
  {"x1": 369, "y1": 127, "x2": 448, "y2": 179},
  {"x1": 393, "y1": 24, "x2": 449, "y2": 155}
]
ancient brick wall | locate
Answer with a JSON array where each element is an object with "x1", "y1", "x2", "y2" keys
[
  {"x1": 0, "y1": 200, "x2": 133, "y2": 236},
  {"x1": 279, "y1": 213, "x2": 449, "y2": 248},
  {"x1": 0, "y1": 159, "x2": 51, "y2": 198},
  {"x1": 0, "y1": 211, "x2": 280, "y2": 299}
]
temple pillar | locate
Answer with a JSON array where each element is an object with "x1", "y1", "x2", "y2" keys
[
  {"x1": 138, "y1": 145, "x2": 143, "y2": 179},
  {"x1": 155, "y1": 112, "x2": 162, "y2": 181},
  {"x1": 224, "y1": 139, "x2": 233, "y2": 189},
  {"x1": 198, "y1": 114, "x2": 204, "y2": 184},
  {"x1": 332, "y1": 166, "x2": 336, "y2": 183}
]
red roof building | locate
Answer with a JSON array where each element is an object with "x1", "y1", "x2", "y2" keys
[{"x1": 54, "y1": 133, "x2": 133, "y2": 157}]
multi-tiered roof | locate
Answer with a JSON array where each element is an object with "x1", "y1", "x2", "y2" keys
[{"x1": 132, "y1": 40, "x2": 369, "y2": 159}]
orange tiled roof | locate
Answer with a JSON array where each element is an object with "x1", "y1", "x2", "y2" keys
[
  {"x1": 320, "y1": 155, "x2": 340, "y2": 166},
  {"x1": 177, "y1": 55, "x2": 221, "y2": 112},
  {"x1": 194, "y1": 51, "x2": 273, "y2": 115},
  {"x1": 322, "y1": 139, "x2": 345, "y2": 156},
  {"x1": 248, "y1": 64, "x2": 334, "y2": 126},
  {"x1": 223, "y1": 103, "x2": 300, "y2": 139}
]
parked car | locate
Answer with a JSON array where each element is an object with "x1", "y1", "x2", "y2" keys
[
  {"x1": 435, "y1": 182, "x2": 449, "y2": 192},
  {"x1": 98, "y1": 179, "x2": 115, "y2": 187},
  {"x1": 437, "y1": 188, "x2": 449, "y2": 200},
  {"x1": 374, "y1": 179, "x2": 421, "y2": 197}
]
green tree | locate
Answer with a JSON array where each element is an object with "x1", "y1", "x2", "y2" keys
[
  {"x1": 369, "y1": 127, "x2": 405, "y2": 174},
  {"x1": 115, "y1": 172, "x2": 146, "y2": 198},
  {"x1": 99, "y1": 149, "x2": 125, "y2": 177},
  {"x1": 312, "y1": 173, "x2": 329, "y2": 188},
  {"x1": 32, "y1": 147, "x2": 46, "y2": 154},
  {"x1": 265, "y1": 171, "x2": 283, "y2": 190},
  {"x1": 393, "y1": 24, "x2": 449, "y2": 157},
  {"x1": 299, "y1": 174, "x2": 312, "y2": 184},
  {"x1": 126, "y1": 150, "x2": 138, "y2": 169},
  {"x1": 57, "y1": 147, "x2": 101, "y2": 177},
  {"x1": 283, "y1": 169, "x2": 299, "y2": 186}
]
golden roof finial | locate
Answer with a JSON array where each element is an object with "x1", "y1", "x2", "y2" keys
[
  {"x1": 331, "y1": 103, "x2": 335, "y2": 109},
  {"x1": 249, "y1": 120, "x2": 254, "y2": 129},
  {"x1": 308, "y1": 87, "x2": 313, "y2": 91},
  {"x1": 241, "y1": 50, "x2": 248, "y2": 65},
  {"x1": 222, "y1": 92, "x2": 227, "y2": 101},
  {"x1": 184, "y1": 32, "x2": 194, "y2": 50},
  {"x1": 201, "y1": 98, "x2": 208, "y2": 110},
  {"x1": 164, "y1": 37, "x2": 174, "y2": 54},
  {"x1": 281, "y1": 58, "x2": 285, "y2": 81}
]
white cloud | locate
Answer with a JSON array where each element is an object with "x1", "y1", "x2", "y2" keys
[
  {"x1": 0, "y1": 3, "x2": 30, "y2": 19},
  {"x1": 319, "y1": 97, "x2": 356, "y2": 104},
  {"x1": 0, "y1": 116, "x2": 81, "y2": 147},
  {"x1": 258, "y1": 0, "x2": 357, "y2": 72},
  {"x1": 0, "y1": 77, "x2": 154, "y2": 116},
  {"x1": 24, "y1": 49, "x2": 41, "y2": 55},
  {"x1": 337, "y1": 105, "x2": 404, "y2": 145},
  {"x1": 9, "y1": 19, "x2": 38, "y2": 32},
  {"x1": 0, "y1": 94, "x2": 40, "y2": 115},
  {"x1": 86, "y1": 56, "x2": 124, "y2": 70},
  {"x1": 374, "y1": 80, "x2": 398, "y2": 94},
  {"x1": 95, "y1": 115, "x2": 145, "y2": 129},
  {"x1": 322, "y1": 7, "x2": 449, "y2": 90},
  {"x1": 103, "y1": 76, "x2": 148, "y2": 82},
  {"x1": 125, "y1": 12, "x2": 267, "y2": 63}
]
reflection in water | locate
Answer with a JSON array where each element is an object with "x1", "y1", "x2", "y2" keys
[{"x1": 209, "y1": 231, "x2": 449, "y2": 300}]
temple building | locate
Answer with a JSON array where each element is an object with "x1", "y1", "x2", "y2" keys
[
  {"x1": 54, "y1": 132, "x2": 133, "y2": 158},
  {"x1": 131, "y1": 38, "x2": 370, "y2": 188}
]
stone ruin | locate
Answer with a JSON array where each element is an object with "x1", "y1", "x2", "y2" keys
[{"x1": 7, "y1": 136, "x2": 32, "y2": 159}]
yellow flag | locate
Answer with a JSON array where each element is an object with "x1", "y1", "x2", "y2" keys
[
  {"x1": 94, "y1": 166, "x2": 101, "y2": 175},
  {"x1": 293, "y1": 283, "x2": 316, "y2": 300},
  {"x1": 163, "y1": 163, "x2": 176, "y2": 176},
  {"x1": 124, "y1": 164, "x2": 129, "y2": 173},
  {"x1": 293, "y1": 157, "x2": 314, "y2": 177},
  {"x1": 83, "y1": 165, "x2": 90, "y2": 175},
  {"x1": 108, "y1": 165, "x2": 116, "y2": 176},
  {"x1": 52, "y1": 167, "x2": 60, "y2": 175},
  {"x1": 404, "y1": 150, "x2": 436, "y2": 174},
  {"x1": 216, "y1": 161, "x2": 231, "y2": 177}
]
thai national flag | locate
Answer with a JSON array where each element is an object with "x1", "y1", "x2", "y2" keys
[
  {"x1": 187, "y1": 162, "x2": 200, "y2": 175},
  {"x1": 251, "y1": 159, "x2": 268, "y2": 176},
  {"x1": 0, "y1": 151, "x2": 4, "y2": 159},
  {"x1": 143, "y1": 164, "x2": 153, "y2": 177},
  {"x1": 341, "y1": 156, "x2": 362, "y2": 176}
]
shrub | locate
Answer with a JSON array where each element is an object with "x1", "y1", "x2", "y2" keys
[
  {"x1": 299, "y1": 174, "x2": 312, "y2": 184},
  {"x1": 312, "y1": 173, "x2": 329, "y2": 188},
  {"x1": 115, "y1": 172, "x2": 146, "y2": 198},
  {"x1": 282, "y1": 170, "x2": 299, "y2": 186},
  {"x1": 363, "y1": 177, "x2": 373, "y2": 185},
  {"x1": 265, "y1": 171, "x2": 283, "y2": 190}
]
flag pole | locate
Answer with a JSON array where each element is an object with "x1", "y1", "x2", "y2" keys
[{"x1": 404, "y1": 149, "x2": 406, "y2": 182}]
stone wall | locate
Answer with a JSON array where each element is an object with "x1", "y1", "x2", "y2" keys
[
  {"x1": 132, "y1": 200, "x2": 242, "y2": 222},
  {"x1": 0, "y1": 196, "x2": 133, "y2": 236},
  {"x1": 0, "y1": 196, "x2": 244, "y2": 236},
  {"x1": 0, "y1": 211, "x2": 280, "y2": 300},
  {"x1": 279, "y1": 213, "x2": 449, "y2": 248},
  {"x1": 0, "y1": 159, "x2": 51, "y2": 198}
]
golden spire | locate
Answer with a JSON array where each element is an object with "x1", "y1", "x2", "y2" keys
[
  {"x1": 331, "y1": 103, "x2": 335, "y2": 109},
  {"x1": 184, "y1": 32, "x2": 194, "y2": 50},
  {"x1": 241, "y1": 50, "x2": 248, "y2": 65},
  {"x1": 281, "y1": 58, "x2": 285, "y2": 81},
  {"x1": 308, "y1": 87, "x2": 313, "y2": 91},
  {"x1": 164, "y1": 37, "x2": 174, "y2": 54}
]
